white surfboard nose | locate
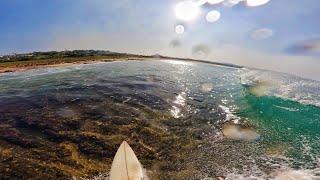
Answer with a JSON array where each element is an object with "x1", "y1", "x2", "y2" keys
[{"x1": 109, "y1": 141, "x2": 144, "y2": 180}]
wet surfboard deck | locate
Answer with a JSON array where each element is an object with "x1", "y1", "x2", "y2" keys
[{"x1": 109, "y1": 141, "x2": 144, "y2": 180}]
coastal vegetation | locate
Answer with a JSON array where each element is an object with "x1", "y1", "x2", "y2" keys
[
  {"x1": 0, "y1": 50, "x2": 242, "y2": 73},
  {"x1": 0, "y1": 50, "x2": 151, "y2": 73}
]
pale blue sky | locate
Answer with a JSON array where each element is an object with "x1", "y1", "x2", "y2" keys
[{"x1": 0, "y1": 0, "x2": 319, "y2": 80}]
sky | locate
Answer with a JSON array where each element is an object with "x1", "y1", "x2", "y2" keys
[{"x1": 0, "y1": 0, "x2": 319, "y2": 80}]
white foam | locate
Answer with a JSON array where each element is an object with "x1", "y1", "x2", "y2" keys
[
  {"x1": 240, "y1": 68, "x2": 320, "y2": 107},
  {"x1": 225, "y1": 173, "x2": 265, "y2": 180},
  {"x1": 274, "y1": 169, "x2": 319, "y2": 180},
  {"x1": 225, "y1": 168, "x2": 320, "y2": 180},
  {"x1": 219, "y1": 105, "x2": 241, "y2": 123}
]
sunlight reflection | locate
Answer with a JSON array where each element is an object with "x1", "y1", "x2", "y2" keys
[
  {"x1": 174, "y1": 92, "x2": 186, "y2": 106},
  {"x1": 165, "y1": 60, "x2": 193, "y2": 66},
  {"x1": 171, "y1": 92, "x2": 186, "y2": 118}
]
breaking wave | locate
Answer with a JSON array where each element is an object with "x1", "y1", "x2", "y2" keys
[{"x1": 240, "y1": 68, "x2": 320, "y2": 107}]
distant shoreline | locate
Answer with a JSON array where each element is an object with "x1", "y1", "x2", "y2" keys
[
  {"x1": 0, "y1": 50, "x2": 242, "y2": 73},
  {"x1": 0, "y1": 57, "x2": 150, "y2": 73},
  {"x1": 158, "y1": 57, "x2": 243, "y2": 68}
]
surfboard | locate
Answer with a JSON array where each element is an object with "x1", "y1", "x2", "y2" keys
[{"x1": 109, "y1": 141, "x2": 144, "y2": 180}]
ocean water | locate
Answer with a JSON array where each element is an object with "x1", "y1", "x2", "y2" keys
[{"x1": 0, "y1": 60, "x2": 319, "y2": 179}]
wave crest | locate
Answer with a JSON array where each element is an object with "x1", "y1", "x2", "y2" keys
[{"x1": 240, "y1": 68, "x2": 320, "y2": 107}]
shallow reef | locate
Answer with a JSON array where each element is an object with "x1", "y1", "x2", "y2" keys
[
  {"x1": 1, "y1": 61, "x2": 319, "y2": 179},
  {"x1": 0, "y1": 76, "x2": 261, "y2": 179}
]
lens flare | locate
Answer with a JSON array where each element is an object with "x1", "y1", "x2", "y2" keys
[
  {"x1": 224, "y1": 0, "x2": 244, "y2": 7},
  {"x1": 192, "y1": 44, "x2": 210, "y2": 57},
  {"x1": 169, "y1": 39, "x2": 181, "y2": 48},
  {"x1": 246, "y1": 0, "x2": 270, "y2": 7},
  {"x1": 206, "y1": 10, "x2": 221, "y2": 22},
  {"x1": 175, "y1": 25, "x2": 185, "y2": 34},
  {"x1": 250, "y1": 28, "x2": 273, "y2": 40},
  {"x1": 196, "y1": 0, "x2": 208, "y2": 6},
  {"x1": 175, "y1": 1, "x2": 200, "y2": 21},
  {"x1": 207, "y1": 0, "x2": 224, "y2": 5}
]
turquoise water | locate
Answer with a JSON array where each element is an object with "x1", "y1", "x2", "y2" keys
[
  {"x1": 240, "y1": 94, "x2": 320, "y2": 167},
  {"x1": 0, "y1": 60, "x2": 319, "y2": 178}
]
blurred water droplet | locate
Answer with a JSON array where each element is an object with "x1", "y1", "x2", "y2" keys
[{"x1": 175, "y1": 25, "x2": 185, "y2": 34}]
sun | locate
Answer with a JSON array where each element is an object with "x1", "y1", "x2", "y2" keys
[{"x1": 174, "y1": 1, "x2": 200, "y2": 22}]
